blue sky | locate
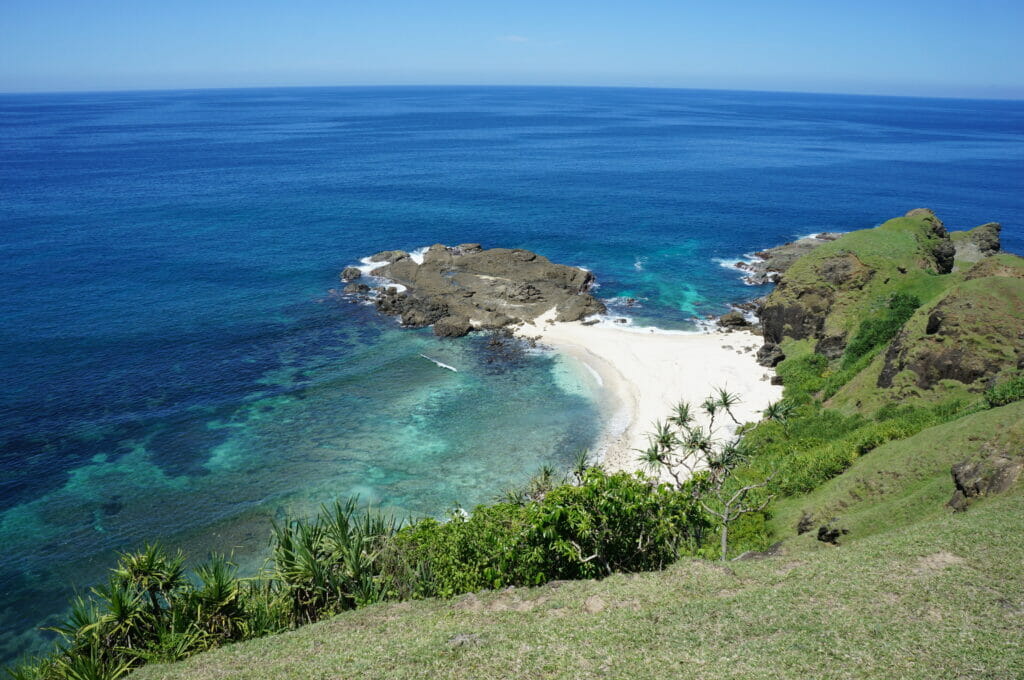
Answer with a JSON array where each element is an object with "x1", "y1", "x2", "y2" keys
[{"x1": 2, "y1": 0, "x2": 1022, "y2": 97}]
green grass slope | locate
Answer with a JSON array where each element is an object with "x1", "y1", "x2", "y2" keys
[
  {"x1": 826, "y1": 266, "x2": 1024, "y2": 413},
  {"x1": 136, "y1": 490, "x2": 1024, "y2": 680},
  {"x1": 136, "y1": 403, "x2": 1024, "y2": 680},
  {"x1": 769, "y1": 401, "x2": 1024, "y2": 545}
]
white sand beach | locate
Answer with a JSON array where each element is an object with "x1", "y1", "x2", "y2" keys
[{"x1": 519, "y1": 310, "x2": 783, "y2": 474}]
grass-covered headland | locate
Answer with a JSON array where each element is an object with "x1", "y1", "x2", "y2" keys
[{"x1": 8, "y1": 210, "x2": 1024, "y2": 679}]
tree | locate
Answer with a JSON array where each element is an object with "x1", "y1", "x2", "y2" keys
[{"x1": 638, "y1": 388, "x2": 775, "y2": 560}]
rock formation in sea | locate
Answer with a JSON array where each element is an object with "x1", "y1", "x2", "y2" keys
[
  {"x1": 734, "y1": 232, "x2": 843, "y2": 285},
  {"x1": 344, "y1": 244, "x2": 606, "y2": 337}
]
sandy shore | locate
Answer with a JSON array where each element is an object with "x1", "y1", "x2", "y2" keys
[{"x1": 519, "y1": 311, "x2": 783, "y2": 474}]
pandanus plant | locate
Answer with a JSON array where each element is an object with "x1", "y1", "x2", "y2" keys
[
  {"x1": 638, "y1": 388, "x2": 775, "y2": 560},
  {"x1": 271, "y1": 498, "x2": 401, "y2": 625}
]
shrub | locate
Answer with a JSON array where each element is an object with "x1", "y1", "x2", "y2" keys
[
  {"x1": 842, "y1": 293, "x2": 921, "y2": 368},
  {"x1": 775, "y1": 353, "x2": 828, "y2": 403},
  {"x1": 392, "y1": 469, "x2": 707, "y2": 597},
  {"x1": 985, "y1": 372, "x2": 1024, "y2": 407}
]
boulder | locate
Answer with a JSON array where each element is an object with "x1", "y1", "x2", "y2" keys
[
  {"x1": 369, "y1": 250, "x2": 409, "y2": 264},
  {"x1": 343, "y1": 282, "x2": 370, "y2": 294},
  {"x1": 757, "y1": 343, "x2": 785, "y2": 367},
  {"x1": 433, "y1": 315, "x2": 473, "y2": 338},
  {"x1": 340, "y1": 266, "x2": 363, "y2": 282},
  {"x1": 717, "y1": 310, "x2": 750, "y2": 328},
  {"x1": 555, "y1": 294, "x2": 606, "y2": 322},
  {"x1": 947, "y1": 449, "x2": 1023, "y2": 512}
]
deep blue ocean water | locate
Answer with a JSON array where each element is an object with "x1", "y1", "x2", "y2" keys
[{"x1": 1, "y1": 86, "x2": 1022, "y2": 662}]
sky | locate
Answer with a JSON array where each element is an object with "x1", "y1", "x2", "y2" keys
[{"x1": 2, "y1": 0, "x2": 1023, "y2": 98}]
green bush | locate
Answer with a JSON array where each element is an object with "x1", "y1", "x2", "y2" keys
[
  {"x1": 392, "y1": 469, "x2": 706, "y2": 598},
  {"x1": 985, "y1": 372, "x2": 1024, "y2": 407},
  {"x1": 842, "y1": 293, "x2": 921, "y2": 368},
  {"x1": 12, "y1": 470, "x2": 708, "y2": 679},
  {"x1": 775, "y1": 353, "x2": 828, "y2": 403}
]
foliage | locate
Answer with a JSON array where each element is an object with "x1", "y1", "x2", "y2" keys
[
  {"x1": 9, "y1": 469, "x2": 707, "y2": 679},
  {"x1": 391, "y1": 468, "x2": 706, "y2": 598},
  {"x1": 774, "y1": 353, "x2": 828, "y2": 403},
  {"x1": 985, "y1": 371, "x2": 1024, "y2": 407},
  {"x1": 270, "y1": 498, "x2": 400, "y2": 625},
  {"x1": 638, "y1": 389, "x2": 773, "y2": 560},
  {"x1": 841, "y1": 293, "x2": 921, "y2": 368}
]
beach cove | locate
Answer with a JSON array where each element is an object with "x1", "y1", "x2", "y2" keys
[{"x1": 521, "y1": 312, "x2": 783, "y2": 473}]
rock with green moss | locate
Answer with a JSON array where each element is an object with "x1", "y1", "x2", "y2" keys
[
  {"x1": 951, "y1": 222, "x2": 1002, "y2": 269},
  {"x1": 759, "y1": 209, "x2": 957, "y2": 357},
  {"x1": 877, "y1": 275, "x2": 1024, "y2": 391}
]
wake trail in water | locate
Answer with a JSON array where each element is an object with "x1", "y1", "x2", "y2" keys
[{"x1": 419, "y1": 354, "x2": 458, "y2": 372}]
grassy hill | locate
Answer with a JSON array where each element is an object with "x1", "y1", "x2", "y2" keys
[{"x1": 136, "y1": 405, "x2": 1024, "y2": 680}]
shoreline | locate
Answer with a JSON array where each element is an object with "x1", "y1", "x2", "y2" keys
[{"x1": 519, "y1": 311, "x2": 783, "y2": 474}]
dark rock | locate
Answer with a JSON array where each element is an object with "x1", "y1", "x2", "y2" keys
[
  {"x1": 757, "y1": 343, "x2": 786, "y2": 367},
  {"x1": 933, "y1": 239, "x2": 956, "y2": 274},
  {"x1": 718, "y1": 310, "x2": 750, "y2": 328},
  {"x1": 816, "y1": 521, "x2": 849, "y2": 545},
  {"x1": 555, "y1": 294, "x2": 606, "y2": 322},
  {"x1": 369, "y1": 250, "x2": 409, "y2": 264},
  {"x1": 400, "y1": 296, "x2": 449, "y2": 327},
  {"x1": 796, "y1": 512, "x2": 815, "y2": 535},
  {"x1": 340, "y1": 266, "x2": 363, "y2": 282},
  {"x1": 770, "y1": 374, "x2": 784, "y2": 385},
  {"x1": 814, "y1": 334, "x2": 847, "y2": 360},
  {"x1": 734, "y1": 541, "x2": 785, "y2": 561},
  {"x1": 360, "y1": 244, "x2": 599, "y2": 331},
  {"x1": 760, "y1": 291, "x2": 830, "y2": 345},
  {"x1": 433, "y1": 315, "x2": 472, "y2": 338},
  {"x1": 947, "y1": 448, "x2": 1023, "y2": 512},
  {"x1": 343, "y1": 282, "x2": 370, "y2": 294},
  {"x1": 925, "y1": 310, "x2": 944, "y2": 335},
  {"x1": 374, "y1": 287, "x2": 408, "y2": 315}
]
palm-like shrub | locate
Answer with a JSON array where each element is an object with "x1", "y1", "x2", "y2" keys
[{"x1": 271, "y1": 498, "x2": 401, "y2": 625}]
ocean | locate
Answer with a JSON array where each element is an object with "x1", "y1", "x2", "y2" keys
[{"x1": 1, "y1": 86, "x2": 1022, "y2": 663}]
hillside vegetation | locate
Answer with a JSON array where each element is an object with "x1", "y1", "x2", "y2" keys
[
  {"x1": 8, "y1": 210, "x2": 1023, "y2": 680},
  {"x1": 137, "y1": 406, "x2": 1024, "y2": 680}
]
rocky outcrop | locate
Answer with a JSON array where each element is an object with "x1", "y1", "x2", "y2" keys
[
  {"x1": 340, "y1": 266, "x2": 363, "y2": 282},
  {"x1": 757, "y1": 209, "x2": 956, "y2": 359},
  {"x1": 347, "y1": 244, "x2": 605, "y2": 334},
  {"x1": 877, "y1": 276, "x2": 1024, "y2": 391},
  {"x1": 756, "y1": 343, "x2": 785, "y2": 367},
  {"x1": 717, "y1": 310, "x2": 751, "y2": 329},
  {"x1": 947, "y1": 446, "x2": 1023, "y2": 512},
  {"x1": 952, "y1": 222, "x2": 1002, "y2": 269},
  {"x1": 734, "y1": 233, "x2": 842, "y2": 285},
  {"x1": 905, "y1": 208, "x2": 955, "y2": 274}
]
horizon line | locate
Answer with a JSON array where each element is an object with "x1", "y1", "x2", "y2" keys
[{"x1": 1, "y1": 82, "x2": 1022, "y2": 103}]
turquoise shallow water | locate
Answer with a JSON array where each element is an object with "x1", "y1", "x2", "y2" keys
[{"x1": 1, "y1": 86, "x2": 1023, "y2": 662}]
